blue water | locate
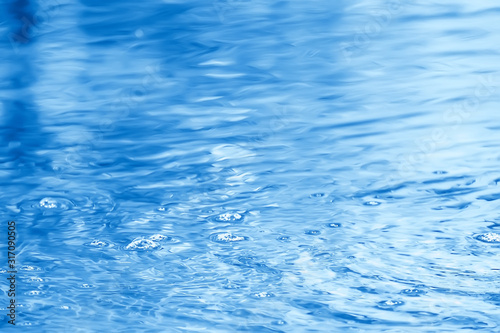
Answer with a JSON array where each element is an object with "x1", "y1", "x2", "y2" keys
[{"x1": 2, "y1": 0, "x2": 500, "y2": 331}]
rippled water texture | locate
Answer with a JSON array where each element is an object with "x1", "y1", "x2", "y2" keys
[{"x1": 2, "y1": 0, "x2": 500, "y2": 331}]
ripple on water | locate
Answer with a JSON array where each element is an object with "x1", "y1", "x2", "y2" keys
[
  {"x1": 253, "y1": 291, "x2": 274, "y2": 298},
  {"x1": 149, "y1": 234, "x2": 171, "y2": 241},
  {"x1": 84, "y1": 240, "x2": 116, "y2": 248},
  {"x1": 210, "y1": 232, "x2": 248, "y2": 243},
  {"x1": 40, "y1": 198, "x2": 58, "y2": 208},
  {"x1": 475, "y1": 233, "x2": 500, "y2": 243},
  {"x1": 305, "y1": 230, "x2": 321, "y2": 235},
  {"x1": 276, "y1": 235, "x2": 291, "y2": 242},
  {"x1": 39, "y1": 197, "x2": 75, "y2": 209},
  {"x1": 86, "y1": 194, "x2": 116, "y2": 213},
  {"x1": 400, "y1": 288, "x2": 426, "y2": 297},
  {"x1": 19, "y1": 265, "x2": 42, "y2": 272}
]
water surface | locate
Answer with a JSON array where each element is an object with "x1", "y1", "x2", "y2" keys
[{"x1": 1, "y1": 0, "x2": 500, "y2": 331}]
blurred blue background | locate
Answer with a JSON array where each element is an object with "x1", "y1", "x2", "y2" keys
[{"x1": 1, "y1": 0, "x2": 500, "y2": 331}]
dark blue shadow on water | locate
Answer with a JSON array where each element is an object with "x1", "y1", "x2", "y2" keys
[{"x1": 1, "y1": 0, "x2": 51, "y2": 173}]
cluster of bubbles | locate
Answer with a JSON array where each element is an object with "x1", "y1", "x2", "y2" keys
[
  {"x1": 125, "y1": 234, "x2": 171, "y2": 251},
  {"x1": 475, "y1": 233, "x2": 500, "y2": 243},
  {"x1": 211, "y1": 211, "x2": 245, "y2": 222},
  {"x1": 210, "y1": 232, "x2": 248, "y2": 243}
]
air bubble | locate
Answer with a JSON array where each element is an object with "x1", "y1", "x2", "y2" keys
[
  {"x1": 85, "y1": 240, "x2": 109, "y2": 247},
  {"x1": 149, "y1": 234, "x2": 170, "y2": 241},
  {"x1": 223, "y1": 281, "x2": 241, "y2": 289},
  {"x1": 400, "y1": 288, "x2": 426, "y2": 297},
  {"x1": 327, "y1": 223, "x2": 341, "y2": 228},
  {"x1": 305, "y1": 230, "x2": 321, "y2": 235},
  {"x1": 377, "y1": 300, "x2": 405, "y2": 310},
  {"x1": 210, "y1": 232, "x2": 248, "y2": 243},
  {"x1": 364, "y1": 201, "x2": 381, "y2": 206},
  {"x1": 277, "y1": 236, "x2": 291, "y2": 242},
  {"x1": 135, "y1": 29, "x2": 144, "y2": 38},
  {"x1": 211, "y1": 212, "x2": 244, "y2": 222},
  {"x1": 27, "y1": 277, "x2": 43, "y2": 282},
  {"x1": 125, "y1": 237, "x2": 161, "y2": 251}
]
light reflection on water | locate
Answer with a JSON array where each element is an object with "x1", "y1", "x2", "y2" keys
[{"x1": 1, "y1": 0, "x2": 500, "y2": 331}]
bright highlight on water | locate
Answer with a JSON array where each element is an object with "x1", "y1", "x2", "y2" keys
[{"x1": 1, "y1": 0, "x2": 500, "y2": 331}]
